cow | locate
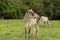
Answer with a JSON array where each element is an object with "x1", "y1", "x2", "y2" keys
[
  {"x1": 40, "y1": 16, "x2": 51, "y2": 27},
  {"x1": 23, "y1": 9, "x2": 39, "y2": 40}
]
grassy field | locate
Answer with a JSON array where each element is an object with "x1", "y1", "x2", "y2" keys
[{"x1": 0, "y1": 19, "x2": 60, "y2": 40}]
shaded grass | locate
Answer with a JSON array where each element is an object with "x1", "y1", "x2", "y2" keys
[{"x1": 0, "y1": 19, "x2": 60, "y2": 40}]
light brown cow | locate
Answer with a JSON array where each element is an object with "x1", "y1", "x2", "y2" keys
[{"x1": 40, "y1": 16, "x2": 51, "y2": 27}]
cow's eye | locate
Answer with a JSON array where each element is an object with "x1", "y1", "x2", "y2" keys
[{"x1": 34, "y1": 17, "x2": 36, "y2": 19}]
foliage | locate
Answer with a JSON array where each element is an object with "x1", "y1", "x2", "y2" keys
[{"x1": 0, "y1": 0, "x2": 60, "y2": 19}]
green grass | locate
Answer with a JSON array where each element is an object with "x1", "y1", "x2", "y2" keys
[{"x1": 0, "y1": 19, "x2": 60, "y2": 40}]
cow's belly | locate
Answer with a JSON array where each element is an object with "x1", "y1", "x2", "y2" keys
[{"x1": 42, "y1": 18, "x2": 48, "y2": 22}]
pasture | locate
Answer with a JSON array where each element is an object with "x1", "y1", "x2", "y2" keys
[{"x1": 0, "y1": 19, "x2": 60, "y2": 40}]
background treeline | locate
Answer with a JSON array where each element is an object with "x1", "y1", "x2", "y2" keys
[{"x1": 0, "y1": 0, "x2": 60, "y2": 20}]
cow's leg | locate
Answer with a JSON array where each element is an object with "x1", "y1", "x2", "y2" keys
[
  {"x1": 45, "y1": 21, "x2": 47, "y2": 26},
  {"x1": 27, "y1": 28, "x2": 31, "y2": 40},
  {"x1": 25, "y1": 27, "x2": 27, "y2": 39},
  {"x1": 47, "y1": 21, "x2": 51, "y2": 27},
  {"x1": 41, "y1": 20, "x2": 44, "y2": 25},
  {"x1": 33, "y1": 26, "x2": 36, "y2": 35},
  {"x1": 36, "y1": 24, "x2": 39, "y2": 37},
  {"x1": 28, "y1": 28, "x2": 30, "y2": 38}
]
